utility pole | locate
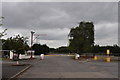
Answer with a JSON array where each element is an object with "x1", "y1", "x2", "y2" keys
[
  {"x1": 29, "y1": 32, "x2": 46, "y2": 59},
  {"x1": 30, "y1": 31, "x2": 35, "y2": 59}
]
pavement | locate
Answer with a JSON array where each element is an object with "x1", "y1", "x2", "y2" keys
[
  {"x1": 1, "y1": 58, "x2": 39, "y2": 80},
  {"x1": 17, "y1": 56, "x2": 118, "y2": 78}
]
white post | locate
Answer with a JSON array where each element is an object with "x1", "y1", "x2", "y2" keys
[
  {"x1": 75, "y1": 53, "x2": 79, "y2": 60},
  {"x1": 16, "y1": 61, "x2": 19, "y2": 65},
  {"x1": 10, "y1": 51, "x2": 13, "y2": 59},
  {"x1": 40, "y1": 54, "x2": 44, "y2": 60},
  {"x1": 19, "y1": 54, "x2": 22, "y2": 59}
]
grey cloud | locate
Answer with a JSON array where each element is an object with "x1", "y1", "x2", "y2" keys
[
  {"x1": 2, "y1": 2, "x2": 118, "y2": 47},
  {"x1": 3, "y1": 0, "x2": 120, "y2": 2},
  {"x1": 0, "y1": 3, "x2": 2, "y2": 16},
  {"x1": 2, "y1": 28, "x2": 69, "y2": 48},
  {"x1": 95, "y1": 23, "x2": 118, "y2": 40},
  {"x1": 3, "y1": 28, "x2": 69, "y2": 40},
  {"x1": 3, "y1": 2, "x2": 118, "y2": 29},
  {"x1": 94, "y1": 22, "x2": 118, "y2": 45},
  {"x1": 35, "y1": 28, "x2": 69, "y2": 40}
]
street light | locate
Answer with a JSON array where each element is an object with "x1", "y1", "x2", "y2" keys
[
  {"x1": 29, "y1": 32, "x2": 46, "y2": 59},
  {"x1": 30, "y1": 31, "x2": 35, "y2": 59}
]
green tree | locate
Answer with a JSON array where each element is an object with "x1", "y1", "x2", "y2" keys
[
  {"x1": 55, "y1": 46, "x2": 71, "y2": 53},
  {"x1": 0, "y1": 17, "x2": 4, "y2": 26},
  {"x1": 69, "y1": 21, "x2": 94, "y2": 54},
  {"x1": 0, "y1": 29, "x2": 7, "y2": 38},
  {"x1": 93, "y1": 45, "x2": 100, "y2": 53},
  {"x1": 0, "y1": 17, "x2": 7, "y2": 53},
  {"x1": 49, "y1": 48, "x2": 56, "y2": 53},
  {"x1": 32, "y1": 44, "x2": 41, "y2": 55},
  {"x1": 32, "y1": 44, "x2": 49, "y2": 55},
  {"x1": 3, "y1": 35, "x2": 29, "y2": 56},
  {"x1": 0, "y1": 17, "x2": 7, "y2": 38}
]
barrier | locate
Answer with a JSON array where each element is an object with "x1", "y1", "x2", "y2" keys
[
  {"x1": 94, "y1": 56, "x2": 97, "y2": 60},
  {"x1": 106, "y1": 57, "x2": 110, "y2": 62}
]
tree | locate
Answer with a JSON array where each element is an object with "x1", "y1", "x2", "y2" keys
[
  {"x1": 0, "y1": 17, "x2": 7, "y2": 53},
  {"x1": 0, "y1": 29, "x2": 7, "y2": 38},
  {"x1": 3, "y1": 35, "x2": 29, "y2": 57},
  {"x1": 41, "y1": 44, "x2": 49, "y2": 54},
  {"x1": 32, "y1": 44, "x2": 49, "y2": 55},
  {"x1": 69, "y1": 21, "x2": 94, "y2": 54},
  {"x1": 49, "y1": 48, "x2": 56, "y2": 53},
  {"x1": 55, "y1": 46, "x2": 71, "y2": 53},
  {"x1": 91, "y1": 44, "x2": 120, "y2": 56},
  {"x1": 0, "y1": 17, "x2": 7, "y2": 38},
  {"x1": 0, "y1": 17, "x2": 4, "y2": 26},
  {"x1": 32, "y1": 44, "x2": 41, "y2": 55},
  {"x1": 93, "y1": 45, "x2": 100, "y2": 53}
]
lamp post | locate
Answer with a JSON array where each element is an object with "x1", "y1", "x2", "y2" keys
[
  {"x1": 30, "y1": 31, "x2": 35, "y2": 59},
  {"x1": 29, "y1": 32, "x2": 46, "y2": 59}
]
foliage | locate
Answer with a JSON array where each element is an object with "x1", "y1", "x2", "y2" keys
[
  {"x1": 0, "y1": 29, "x2": 7, "y2": 38},
  {"x1": 93, "y1": 44, "x2": 120, "y2": 56},
  {"x1": 0, "y1": 17, "x2": 4, "y2": 26},
  {"x1": 53, "y1": 46, "x2": 71, "y2": 53},
  {"x1": 32, "y1": 44, "x2": 49, "y2": 55},
  {"x1": 0, "y1": 17, "x2": 7, "y2": 38},
  {"x1": 69, "y1": 21, "x2": 94, "y2": 54},
  {"x1": 49, "y1": 48, "x2": 56, "y2": 53},
  {"x1": 2, "y1": 35, "x2": 29, "y2": 54},
  {"x1": 51, "y1": 45, "x2": 120, "y2": 56}
]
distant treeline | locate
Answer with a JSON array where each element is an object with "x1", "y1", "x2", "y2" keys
[
  {"x1": 92, "y1": 45, "x2": 120, "y2": 56},
  {"x1": 49, "y1": 45, "x2": 120, "y2": 56},
  {"x1": 32, "y1": 44, "x2": 49, "y2": 55},
  {"x1": 2, "y1": 35, "x2": 120, "y2": 56}
]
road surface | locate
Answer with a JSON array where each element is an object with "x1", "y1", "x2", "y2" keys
[{"x1": 18, "y1": 56, "x2": 118, "y2": 78}]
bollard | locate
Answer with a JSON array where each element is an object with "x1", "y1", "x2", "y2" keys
[
  {"x1": 94, "y1": 56, "x2": 97, "y2": 60},
  {"x1": 75, "y1": 56, "x2": 78, "y2": 60},
  {"x1": 16, "y1": 61, "x2": 19, "y2": 65},
  {"x1": 106, "y1": 57, "x2": 110, "y2": 62},
  {"x1": 40, "y1": 54, "x2": 44, "y2": 60},
  {"x1": 19, "y1": 54, "x2": 22, "y2": 59},
  {"x1": 107, "y1": 49, "x2": 110, "y2": 55},
  {"x1": 74, "y1": 54, "x2": 79, "y2": 60},
  {"x1": 106, "y1": 49, "x2": 110, "y2": 62}
]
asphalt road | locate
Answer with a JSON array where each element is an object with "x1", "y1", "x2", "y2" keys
[
  {"x1": 1, "y1": 58, "x2": 39, "y2": 80},
  {"x1": 17, "y1": 56, "x2": 118, "y2": 78}
]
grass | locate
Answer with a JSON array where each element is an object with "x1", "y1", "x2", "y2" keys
[{"x1": 0, "y1": 58, "x2": 8, "y2": 60}]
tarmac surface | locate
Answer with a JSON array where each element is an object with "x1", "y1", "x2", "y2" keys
[
  {"x1": 1, "y1": 58, "x2": 38, "y2": 80},
  {"x1": 17, "y1": 56, "x2": 118, "y2": 78}
]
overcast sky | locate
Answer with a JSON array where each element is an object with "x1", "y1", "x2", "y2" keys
[{"x1": 1, "y1": 2, "x2": 118, "y2": 48}]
